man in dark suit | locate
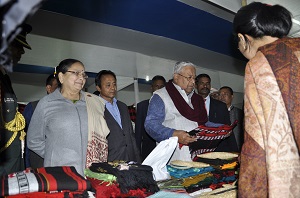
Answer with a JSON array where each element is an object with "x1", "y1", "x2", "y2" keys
[
  {"x1": 95, "y1": 70, "x2": 141, "y2": 163},
  {"x1": 196, "y1": 73, "x2": 238, "y2": 152},
  {"x1": 135, "y1": 75, "x2": 166, "y2": 161},
  {"x1": 219, "y1": 86, "x2": 244, "y2": 152}
]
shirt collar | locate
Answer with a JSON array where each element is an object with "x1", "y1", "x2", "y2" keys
[
  {"x1": 100, "y1": 96, "x2": 117, "y2": 105},
  {"x1": 205, "y1": 95, "x2": 210, "y2": 102}
]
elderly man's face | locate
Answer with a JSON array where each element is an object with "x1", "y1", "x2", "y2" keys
[{"x1": 174, "y1": 66, "x2": 196, "y2": 94}]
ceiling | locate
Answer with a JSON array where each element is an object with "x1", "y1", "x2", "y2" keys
[{"x1": 9, "y1": 0, "x2": 300, "y2": 90}]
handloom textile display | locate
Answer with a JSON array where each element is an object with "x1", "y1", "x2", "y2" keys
[{"x1": 0, "y1": 166, "x2": 91, "y2": 197}]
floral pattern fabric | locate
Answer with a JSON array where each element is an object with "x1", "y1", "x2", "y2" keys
[{"x1": 239, "y1": 37, "x2": 300, "y2": 198}]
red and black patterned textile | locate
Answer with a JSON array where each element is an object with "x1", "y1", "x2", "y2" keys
[
  {"x1": 188, "y1": 121, "x2": 238, "y2": 159},
  {"x1": 6, "y1": 190, "x2": 89, "y2": 198},
  {"x1": 127, "y1": 105, "x2": 136, "y2": 123},
  {"x1": 0, "y1": 167, "x2": 91, "y2": 197}
]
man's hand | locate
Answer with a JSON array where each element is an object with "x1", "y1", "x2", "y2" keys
[{"x1": 172, "y1": 130, "x2": 197, "y2": 145}]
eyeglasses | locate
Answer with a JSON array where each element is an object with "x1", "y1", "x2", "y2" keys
[
  {"x1": 177, "y1": 73, "x2": 196, "y2": 82},
  {"x1": 66, "y1": 71, "x2": 88, "y2": 79}
]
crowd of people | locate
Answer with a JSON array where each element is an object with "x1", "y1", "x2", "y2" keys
[{"x1": 1, "y1": 2, "x2": 299, "y2": 197}]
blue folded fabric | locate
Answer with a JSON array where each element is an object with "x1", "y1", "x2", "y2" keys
[
  {"x1": 205, "y1": 121, "x2": 224, "y2": 127},
  {"x1": 167, "y1": 165, "x2": 214, "y2": 178},
  {"x1": 148, "y1": 190, "x2": 192, "y2": 198}
]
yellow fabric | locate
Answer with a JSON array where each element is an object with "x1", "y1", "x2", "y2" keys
[
  {"x1": 220, "y1": 162, "x2": 237, "y2": 170},
  {"x1": 182, "y1": 172, "x2": 213, "y2": 187}
]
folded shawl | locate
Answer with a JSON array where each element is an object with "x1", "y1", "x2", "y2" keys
[
  {"x1": 188, "y1": 121, "x2": 238, "y2": 159},
  {"x1": 84, "y1": 93, "x2": 110, "y2": 168},
  {"x1": 0, "y1": 166, "x2": 91, "y2": 196}
]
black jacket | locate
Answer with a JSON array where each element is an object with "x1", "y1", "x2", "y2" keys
[
  {"x1": 105, "y1": 100, "x2": 141, "y2": 163},
  {"x1": 135, "y1": 99, "x2": 156, "y2": 161},
  {"x1": 208, "y1": 97, "x2": 239, "y2": 152},
  {"x1": 208, "y1": 97, "x2": 231, "y2": 125}
]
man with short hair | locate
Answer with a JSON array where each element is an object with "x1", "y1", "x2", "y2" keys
[
  {"x1": 0, "y1": 24, "x2": 32, "y2": 175},
  {"x1": 219, "y1": 86, "x2": 244, "y2": 152},
  {"x1": 95, "y1": 70, "x2": 141, "y2": 163},
  {"x1": 135, "y1": 75, "x2": 166, "y2": 161},
  {"x1": 196, "y1": 73, "x2": 238, "y2": 152},
  {"x1": 23, "y1": 74, "x2": 58, "y2": 168},
  {"x1": 196, "y1": 74, "x2": 230, "y2": 124},
  {"x1": 145, "y1": 61, "x2": 207, "y2": 161}
]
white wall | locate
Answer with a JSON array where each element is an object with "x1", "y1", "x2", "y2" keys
[
  {"x1": 13, "y1": 83, "x2": 46, "y2": 103},
  {"x1": 13, "y1": 34, "x2": 245, "y2": 106}
]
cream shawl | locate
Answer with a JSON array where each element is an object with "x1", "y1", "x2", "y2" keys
[{"x1": 84, "y1": 92, "x2": 110, "y2": 168}]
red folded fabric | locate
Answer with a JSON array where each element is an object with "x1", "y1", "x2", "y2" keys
[
  {"x1": 88, "y1": 178, "x2": 149, "y2": 198},
  {"x1": 1, "y1": 166, "x2": 91, "y2": 196},
  {"x1": 183, "y1": 121, "x2": 238, "y2": 158},
  {"x1": 5, "y1": 190, "x2": 88, "y2": 198}
]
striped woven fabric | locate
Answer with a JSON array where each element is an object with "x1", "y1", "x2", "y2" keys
[
  {"x1": 0, "y1": 166, "x2": 91, "y2": 196},
  {"x1": 188, "y1": 121, "x2": 238, "y2": 159}
]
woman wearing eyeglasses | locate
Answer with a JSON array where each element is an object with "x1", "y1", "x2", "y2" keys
[{"x1": 27, "y1": 59, "x2": 109, "y2": 176}]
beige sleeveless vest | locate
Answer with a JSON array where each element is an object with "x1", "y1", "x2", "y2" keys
[{"x1": 155, "y1": 88, "x2": 198, "y2": 162}]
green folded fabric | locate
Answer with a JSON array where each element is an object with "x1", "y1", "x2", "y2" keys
[{"x1": 84, "y1": 168, "x2": 116, "y2": 184}]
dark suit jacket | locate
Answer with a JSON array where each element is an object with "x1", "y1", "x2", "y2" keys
[
  {"x1": 135, "y1": 100, "x2": 156, "y2": 161},
  {"x1": 230, "y1": 106, "x2": 244, "y2": 152},
  {"x1": 105, "y1": 100, "x2": 141, "y2": 163},
  {"x1": 208, "y1": 97, "x2": 239, "y2": 152},
  {"x1": 208, "y1": 98, "x2": 231, "y2": 125}
]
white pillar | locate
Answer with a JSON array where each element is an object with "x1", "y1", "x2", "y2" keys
[{"x1": 134, "y1": 78, "x2": 140, "y2": 108}]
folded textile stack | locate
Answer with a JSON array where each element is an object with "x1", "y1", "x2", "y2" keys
[
  {"x1": 196, "y1": 183, "x2": 237, "y2": 198},
  {"x1": 166, "y1": 152, "x2": 239, "y2": 197},
  {"x1": 156, "y1": 178, "x2": 185, "y2": 193},
  {"x1": 0, "y1": 166, "x2": 91, "y2": 197},
  {"x1": 86, "y1": 161, "x2": 159, "y2": 198},
  {"x1": 192, "y1": 152, "x2": 239, "y2": 196},
  {"x1": 188, "y1": 121, "x2": 238, "y2": 159}
]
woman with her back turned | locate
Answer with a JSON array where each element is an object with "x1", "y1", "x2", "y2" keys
[{"x1": 233, "y1": 2, "x2": 300, "y2": 197}]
